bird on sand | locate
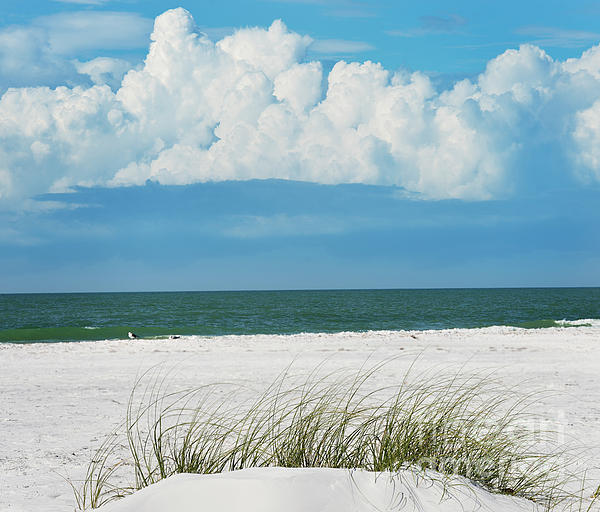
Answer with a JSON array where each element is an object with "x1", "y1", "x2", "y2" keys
[{"x1": 128, "y1": 331, "x2": 138, "y2": 339}]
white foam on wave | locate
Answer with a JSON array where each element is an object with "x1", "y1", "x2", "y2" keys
[
  {"x1": 153, "y1": 320, "x2": 600, "y2": 347},
  {"x1": 555, "y1": 318, "x2": 600, "y2": 327}
]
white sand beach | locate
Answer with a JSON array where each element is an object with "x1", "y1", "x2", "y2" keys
[{"x1": 2, "y1": 325, "x2": 600, "y2": 511}]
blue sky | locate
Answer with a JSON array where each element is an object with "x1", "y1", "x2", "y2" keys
[
  {"x1": 3, "y1": 0, "x2": 600, "y2": 76},
  {"x1": 1, "y1": 181, "x2": 599, "y2": 291},
  {"x1": 1, "y1": 1, "x2": 599, "y2": 291}
]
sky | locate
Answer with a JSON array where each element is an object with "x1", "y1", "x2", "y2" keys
[{"x1": 1, "y1": 0, "x2": 599, "y2": 292}]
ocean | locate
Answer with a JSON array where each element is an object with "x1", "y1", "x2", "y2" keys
[{"x1": 1, "y1": 287, "x2": 599, "y2": 344}]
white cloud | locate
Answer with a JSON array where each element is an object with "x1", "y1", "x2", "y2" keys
[
  {"x1": 2, "y1": 7, "x2": 600, "y2": 208},
  {"x1": 75, "y1": 57, "x2": 132, "y2": 88},
  {"x1": 274, "y1": 62, "x2": 323, "y2": 113},
  {"x1": 0, "y1": 11, "x2": 151, "y2": 90},
  {"x1": 34, "y1": 11, "x2": 152, "y2": 55},
  {"x1": 0, "y1": 25, "x2": 77, "y2": 89},
  {"x1": 573, "y1": 99, "x2": 600, "y2": 180}
]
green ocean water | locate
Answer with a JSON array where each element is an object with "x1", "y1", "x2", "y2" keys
[{"x1": 0, "y1": 288, "x2": 598, "y2": 344}]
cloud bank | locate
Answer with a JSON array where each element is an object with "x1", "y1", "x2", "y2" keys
[{"x1": 2, "y1": 7, "x2": 600, "y2": 206}]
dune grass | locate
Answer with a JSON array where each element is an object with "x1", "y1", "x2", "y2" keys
[{"x1": 75, "y1": 360, "x2": 596, "y2": 511}]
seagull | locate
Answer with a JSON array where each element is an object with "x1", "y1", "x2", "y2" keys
[
  {"x1": 169, "y1": 335, "x2": 181, "y2": 339},
  {"x1": 128, "y1": 331, "x2": 138, "y2": 339}
]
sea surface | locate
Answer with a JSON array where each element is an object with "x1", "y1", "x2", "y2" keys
[{"x1": 0, "y1": 288, "x2": 599, "y2": 344}]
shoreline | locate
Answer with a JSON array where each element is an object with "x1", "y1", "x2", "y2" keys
[{"x1": 2, "y1": 319, "x2": 600, "y2": 346}]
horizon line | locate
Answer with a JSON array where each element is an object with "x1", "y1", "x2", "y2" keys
[{"x1": 2, "y1": 285, "x2": 599, "y2": 295}]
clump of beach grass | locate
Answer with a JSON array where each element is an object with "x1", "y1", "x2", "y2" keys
[{"x1": 75, "y1": 360, "x2": 594, "y2": 511}]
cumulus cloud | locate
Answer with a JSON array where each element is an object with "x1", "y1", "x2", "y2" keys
[
  {"x1": 75, "y1": 57, "x2": 133, "y2": 89},
  {"x1": 2, "y1": 7, "x2": 600, "y2": 208},
  {"x1": 573, "y1": 100, "x2": 600, "y2": 180}
]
